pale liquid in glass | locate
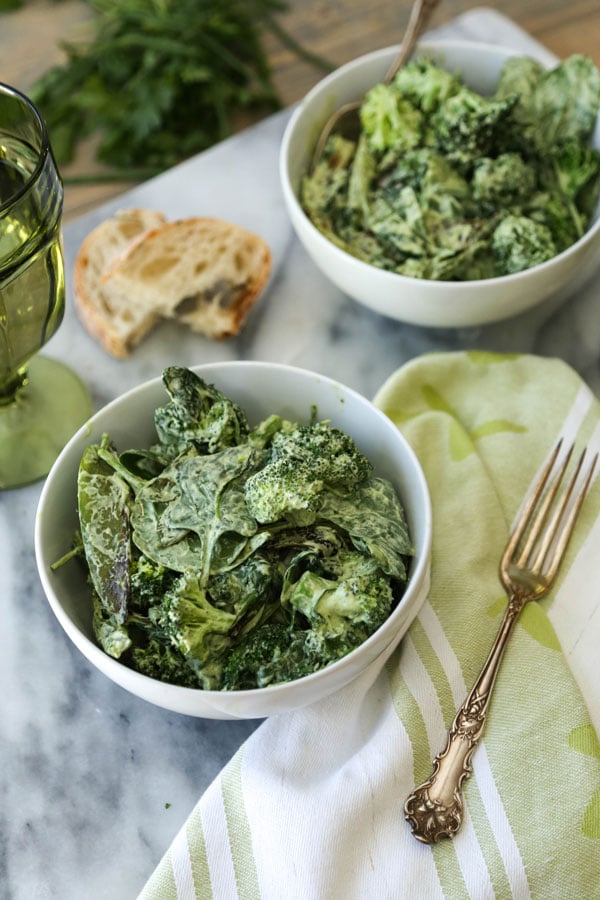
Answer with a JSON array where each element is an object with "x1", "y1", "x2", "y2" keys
[{"x1": 0, "y1": 135, "x2": 65, "y2": 401}]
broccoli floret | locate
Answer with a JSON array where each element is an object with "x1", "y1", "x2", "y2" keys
[
  {"x1": 472, "y1": 152, "x2": 536, "y2": 212},
  {"x1": 130, "y1": 554, "x2": 175, "y2": 614},
  {"x1": 208, "y1": 554, "x2": 284, "y2": 637},
  {"x1": 392, "y1": 57, "x2": 461, "y2": 114},
  {"x1": 153, "y1": 571, "x2": 236, "y2": 688},
  {"x1": 153, "y1": 366, "x2": 249, "y2": 458},
  {"x1": 433, "y1": 89, "x2": 518, "y2": 170},
  {"x1": 244, "y1": 422, "x2": 372, "y2": 524},
  {"x1": 248, "y1": 414, "x2": 295, "y2": 449},
  {"x1": 244, "y1": 457, "x2": 321, "y2": 526},
  {"x1": 222, "y1": 624, "x2": 318, "y2": 690},
  {"x1": 129, "y1": 638, "x2": 200, "y2": 688},
  {"x1": 360, "y1": 83, "x2": 422, "y2": 153},
  {"x1": 286, "y1": 550, "x2": 393, "y2": 661},
  {"x1": 492, "y1": 214, "x2": 556, "y2": 274},
  {"x1": 275, "y1": 422, "x2": 372, "y2": 486}
]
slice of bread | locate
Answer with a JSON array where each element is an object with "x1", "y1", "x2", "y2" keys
[
  {"x1": 73, "y1": 211, "x2": 272, "y2": 358},
  {"x1": 73, "y1": 208, "x2": 168, "y2": 358}
]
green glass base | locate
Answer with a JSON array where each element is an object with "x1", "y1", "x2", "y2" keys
[{"x1": 0, "y1": 355, "x2": 92, "y2": 490}]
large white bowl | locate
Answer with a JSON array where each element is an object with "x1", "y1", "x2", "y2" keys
[
  {"x1": 35, "y1": 361, "x2": 431, "y2": 719},
  {"x1": 280, "y1": 39, "x2": 600, "y2": 328}
]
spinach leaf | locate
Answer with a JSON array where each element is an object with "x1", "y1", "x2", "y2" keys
[
  {"x1": 318, "y1": 477, "x2": 413, "y2": 580},
  {"x1": 530, "y1": 54, "x2": 600, "y2": 146},
  {"x1": 131, "y1": 444, "x2": 263, "y2": 580},
  {"x1": 77, "y1": 436, "x2": 131, "y2": 623}
]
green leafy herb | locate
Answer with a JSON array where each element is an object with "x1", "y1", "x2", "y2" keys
[
  {"x1": 54, "y1": 367, "x2": 414, "y2": 691},
  {"x1": 28, "y1": 0, "x2": 331, "y2": 179},
  {"x1": 301, "y1": 53, "x2": 600, "y2": 280}
]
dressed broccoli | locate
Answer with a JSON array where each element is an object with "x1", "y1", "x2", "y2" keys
[
  {"x1": 360, "y1": 83, "x2": 422, "y2": 153},
  {"x1": 208, "y1": 554, "x2": 284, "y2": 637},
  {"x1": 472, "y1": 152, "x2": 536, "y2": 213},
  {"x1": 130, "y1": 554, "x2": 175, "y2": 614},
  {"x1": 153, "y1": 366, "x2": 250, "y2": 459},
  {"x1": 244, "y1": 421, "x2": 372, "y2": 524},
  {"x1": 392, "y1": 57, "x2": 460, "y2": 114},
  {"x1": 153, "y1": 572, "x2": 236, "y2": 689},
  {"x1": 491, "y1": 214, "x2": 556, "y2": 274},
  {"x1": 129, "y1": 638, "x2": 200, "y2": 688},
  {"x1": 285, "y1": 550, "x2": 394, "y2": 661},
  {"x1": 222, "y1": 624, "x2": 318, "y2": 689},
  {"x1": 432, "y1": 88, "x2": 518, "y2": 171}
]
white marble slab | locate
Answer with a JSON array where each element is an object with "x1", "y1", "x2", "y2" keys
[{"x1": 2, "y1": 10, "x2": 599, "y2": 899}]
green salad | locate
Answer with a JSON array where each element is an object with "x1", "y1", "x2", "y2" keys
[
  {"x1": 301, "y1": 53, "x2": 600, "y2": 280},
  {"x1": 54, "y1": 367, "x2": 413, "y2": 691}
]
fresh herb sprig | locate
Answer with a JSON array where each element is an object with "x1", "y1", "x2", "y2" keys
[{"x1": 28, "y1": 0, "x2": 331, "y2": 181}]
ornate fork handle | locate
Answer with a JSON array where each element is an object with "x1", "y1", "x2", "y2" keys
[{"x1": 404, "y1": 591, "x2": 526, "y2": 844}]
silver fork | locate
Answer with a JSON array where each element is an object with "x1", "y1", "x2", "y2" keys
[{"x1": 404, "y1": 439, "x2": 598, "y2": 844}]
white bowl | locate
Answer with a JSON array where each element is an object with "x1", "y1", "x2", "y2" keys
[
  {"x1": 35, "y1": 361, "x2": 431, "y2": 719},
  {"x1": 280, "y1": 39, "x2": 600, "y2": 327}
]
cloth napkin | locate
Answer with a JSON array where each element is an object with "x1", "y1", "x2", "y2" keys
[{"x1": 139, "y1": 351, "x2": 600, "y2": 900}]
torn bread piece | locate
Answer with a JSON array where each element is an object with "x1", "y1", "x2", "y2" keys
[
  {"x1": 73, "y1": 208, "x2": 168, "y2": 358},
  {"x1": 74, "y1": 212, "x2": 272, "y2": 358}
]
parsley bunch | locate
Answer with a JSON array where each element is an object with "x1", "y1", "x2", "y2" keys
[{"x1": 30, "y1": 0, "x2": 329, "y2": 179}]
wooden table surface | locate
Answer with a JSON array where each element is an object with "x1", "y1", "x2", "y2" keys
[{"x1": 2, "y1": 0, "x2": 599, "y2": 222}]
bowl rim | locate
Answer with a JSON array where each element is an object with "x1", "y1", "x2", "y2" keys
[
  {"x1": 35, "y1": 360, "x2": 432, "y2": 706},
  {"x1": 280, "y1": 37, "x2": 600, "y2": 290}
]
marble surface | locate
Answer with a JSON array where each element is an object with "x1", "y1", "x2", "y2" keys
[{"x1": 2, "y1": 10, "x2": 599, "y2": 899}]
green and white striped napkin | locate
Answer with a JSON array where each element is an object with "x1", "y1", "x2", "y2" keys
[{"x1": 139, "y1": 351, "x2": 600, "y2": 900}]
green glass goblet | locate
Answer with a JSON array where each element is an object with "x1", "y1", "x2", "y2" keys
[{"x1": 0, "y1": 82, "x2": 91, "y2": 489}]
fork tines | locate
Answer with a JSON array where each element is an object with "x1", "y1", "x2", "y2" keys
[{"x1": 505, "y1": 439, "x2": 598, "y2": 578}]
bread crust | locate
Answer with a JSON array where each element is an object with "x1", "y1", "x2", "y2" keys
[{"x1": 74, "y1": 208, "x2": 168, "y2": 358}]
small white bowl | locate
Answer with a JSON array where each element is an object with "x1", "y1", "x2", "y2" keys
[
  {"x1": 35, "y1": 361, "x2": 431, "y2": 719},
  {"x1": 280, "y1": 39, "x2": 600, "y2": 327}
]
